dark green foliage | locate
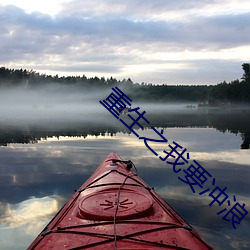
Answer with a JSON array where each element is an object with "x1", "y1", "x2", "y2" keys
[
  {"x1": 0, "y1": 63, "x2": 250, "y2": 104},
  {"x1": 242, "y1": 63, "x2": 250, "y2": 82},
  {"x1": 209, "y1": 63, "x2": 250, "y2": 104}
]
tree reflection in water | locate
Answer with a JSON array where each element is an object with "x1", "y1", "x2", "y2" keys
[{"x1": 0, "y1": 108, "x2": 249, "y2": 149}]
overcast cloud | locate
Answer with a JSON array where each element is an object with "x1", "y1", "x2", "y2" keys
[{"x1": 0, "y1": 0, "x2": 250, "y2": 84}]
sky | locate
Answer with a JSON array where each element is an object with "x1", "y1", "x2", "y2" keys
[{"x1": 0, "y1": 0, "x2": 250, "y2": 85}]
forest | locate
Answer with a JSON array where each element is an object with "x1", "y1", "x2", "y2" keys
[{"x1": 0, "y1": 63, "x2": 250, "y2": 105}]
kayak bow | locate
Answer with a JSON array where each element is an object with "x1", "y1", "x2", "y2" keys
[{"x1": 28, "y1": 152, "x2": 213, "y2": 249}]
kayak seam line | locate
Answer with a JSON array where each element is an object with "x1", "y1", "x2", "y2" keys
[
  {"x1": 148, "y1": 190, "x2": 186, "y2": 225},
  {"x1": 147, "y1": 190, "x2": 213, "y2": 249},
  {"x1": 78, "y1": 169, "x2": 151, "y2": 193},
  {"x1": 54, "y1": 225, "x2": 190, "y2": 235},
  {"x1": 82, "y1": 170, "x2": 114, "y2": 189},
  {"x1": 82, "y1": 183, "x2": 142, "y2": 189},
  {"x1": 29, "y1": 191, "x2": 82, "y2": 249},
  {"x1": 56, "y1": 220, "x2": 181, "y2": 230},
  {"x1": 85, "y1": 169, "x2": 147, "y2": 189},
  {"x1": 57, "y1": 225, "x2": 191, "y2": 250}
]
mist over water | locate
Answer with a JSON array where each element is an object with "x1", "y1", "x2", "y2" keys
[
  {"x1": 0, "y1": 84, "x2": 199, "y2": 128},
  {"x1": 0, "y1": 85, "x2": 250, "y2": 249},
  {"x1": 0, "y1": 85, "x2": 250, "y2": 149},
  {"x1": 0, "y1": 85, "x2": 106, "y2": 122}
]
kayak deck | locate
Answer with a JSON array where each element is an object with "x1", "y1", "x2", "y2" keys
[{"x1": 28, "y1": 152, "x2": 213, "y2": 249}]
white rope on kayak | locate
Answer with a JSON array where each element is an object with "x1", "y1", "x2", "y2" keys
[{"x1": 113, "y1": 160, "x2": 137, "y2": 250}]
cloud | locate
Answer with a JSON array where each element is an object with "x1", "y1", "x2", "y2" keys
[
  {"x1": 3, "y1": 5, "x2": 248, "y2": 49},
  {"x1": 0, "y1": 1, "x2": 250, "y2": 84},
  {"x1": 58, "y1": 0, "x2": 243, "y2": 19}
]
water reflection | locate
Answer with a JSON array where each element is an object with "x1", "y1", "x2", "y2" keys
[
  {"x1": 0, "y1": 110, "x2": 250, "y2": 249},
  {"x1": 0, "y1": 108, "x2": 250, "y2": 149},
  {"x1": 0, "y1": 196, "x2": 61, "y2": 250}
]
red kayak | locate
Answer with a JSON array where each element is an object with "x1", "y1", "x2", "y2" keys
[{"x1": 28, "y1": 152, "x2": 213, "y2": 249}]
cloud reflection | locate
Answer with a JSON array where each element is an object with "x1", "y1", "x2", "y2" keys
[
  {"x1": 0, "y1": 196, "x2": 59, "y2": 230},
  {"x1": 0, "y1": 126, "x2": 249, "y2": 249},
  {"x1": 192, "y1": 150, "x2": 250, "y2": 167},
  {"x1": 0, "y1": 196, "x2": 62, "y2": 249}
]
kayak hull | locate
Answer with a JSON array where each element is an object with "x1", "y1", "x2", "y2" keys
[{"x1": 28, "y1": 152, "x2": 213, "y2": 249}]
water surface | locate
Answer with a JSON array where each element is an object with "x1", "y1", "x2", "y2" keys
[{"x1": 0, "y1": 106, "x2": 250, "y2": 249}]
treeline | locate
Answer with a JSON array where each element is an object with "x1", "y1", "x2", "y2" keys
[
  {"x1": 0, "y1": 63, "x2": 249, "y2": 104},
  {"x1": 208, "y1": 63, "x2": 250, "y2": 104}
]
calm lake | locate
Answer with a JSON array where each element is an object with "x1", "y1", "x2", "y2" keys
[{"x1": 0, "y1": 103, "x2": 250, "y2": 249}]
